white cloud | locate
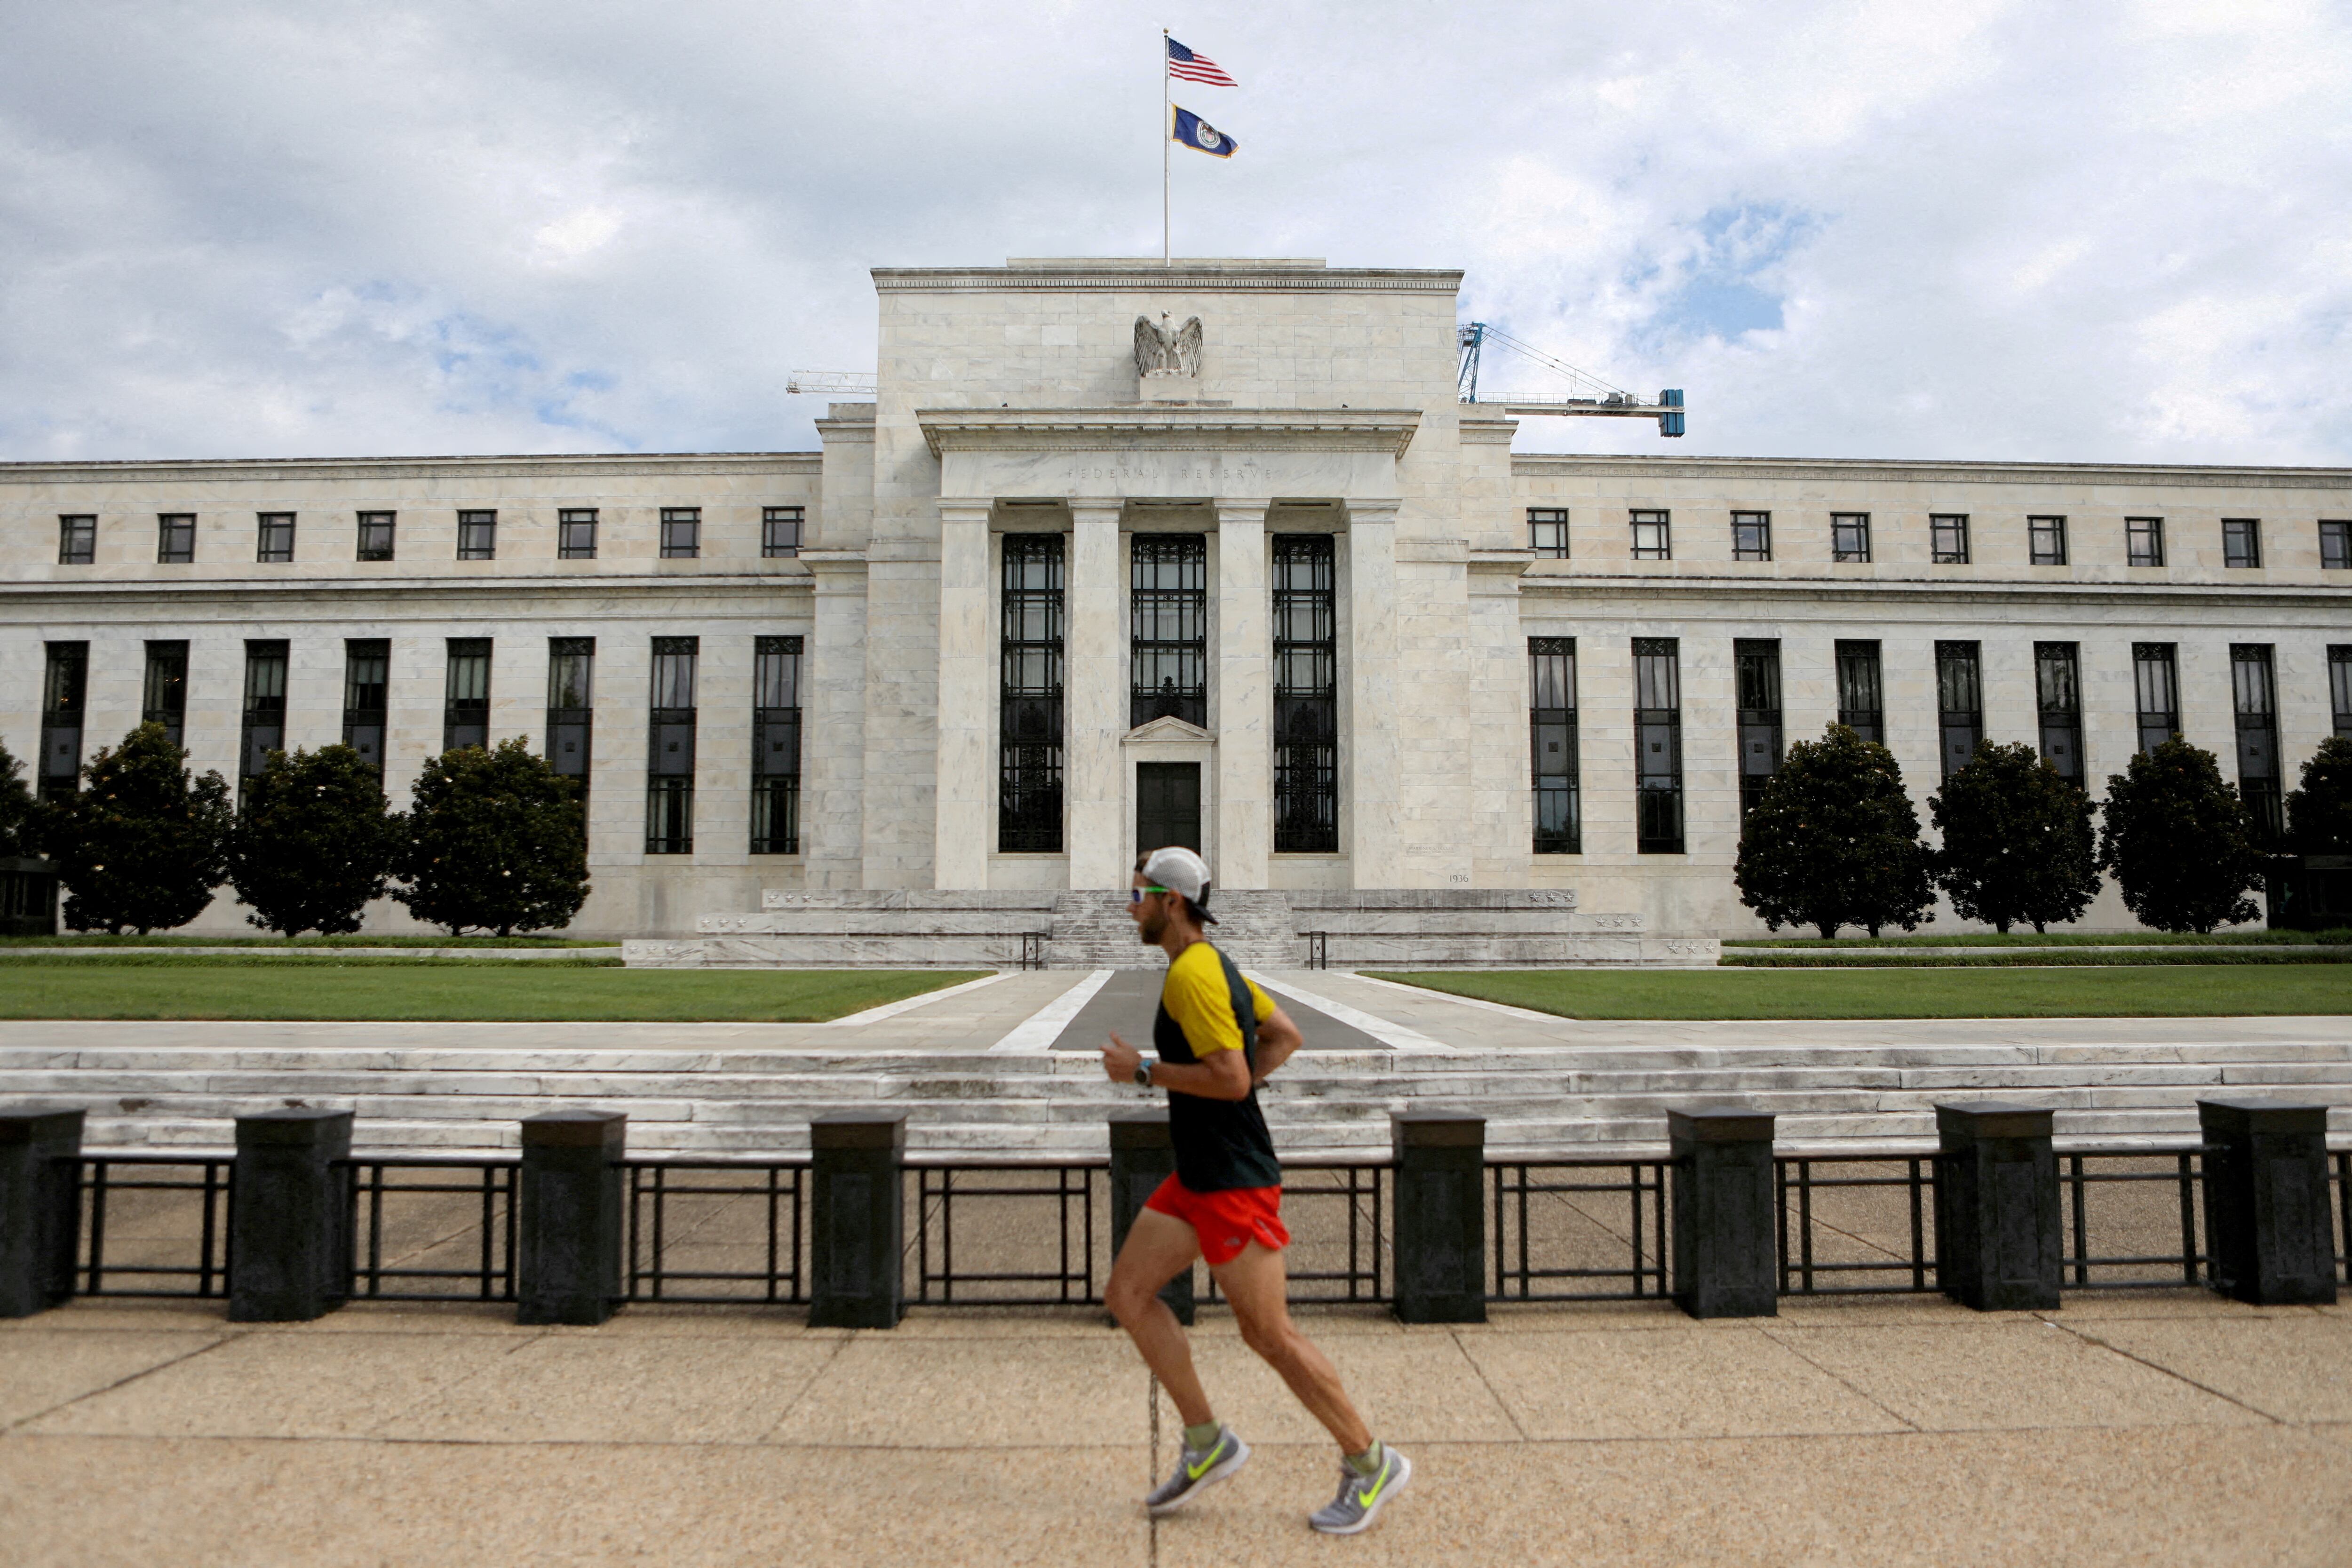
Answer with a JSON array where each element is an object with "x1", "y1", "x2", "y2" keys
[{"x1": 0, "y1": 0, "x2": 2345, "y2": 463}]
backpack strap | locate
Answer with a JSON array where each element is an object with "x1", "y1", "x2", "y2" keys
[{"x1": 1209, "y1": 945, "x2": 1258, "y2": 1069}]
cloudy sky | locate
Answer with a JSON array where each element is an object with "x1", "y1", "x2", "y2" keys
[{"x1": 4, "y1": 0, "x2": 2346, "y2": 464}]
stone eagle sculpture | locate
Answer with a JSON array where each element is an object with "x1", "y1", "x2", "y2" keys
[{"x1": 1134, "y1": 313, "x2": 1204, "y2": 377}]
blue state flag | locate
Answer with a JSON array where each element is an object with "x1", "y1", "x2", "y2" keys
[{"x1": 1171, "y1": 106, "x2": 1238, "y2": 159}]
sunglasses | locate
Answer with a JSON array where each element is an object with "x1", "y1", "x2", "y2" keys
[{"x1": 1129, "y1": 886, "x2": 1172, "y2": 904}]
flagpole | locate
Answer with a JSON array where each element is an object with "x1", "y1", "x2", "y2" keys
[{"x1": 1161, "y1": 28, "x2": 1170, "y2": 266}]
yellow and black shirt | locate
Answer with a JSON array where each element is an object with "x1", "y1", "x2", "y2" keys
[{"x1": 1155, "y1": 940, "x2": 1282, "y2": 1193}]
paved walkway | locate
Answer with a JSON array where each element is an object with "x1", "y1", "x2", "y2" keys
[{"x1": 3, "y1": 1291, "x2": 2346, "y2": 1565}]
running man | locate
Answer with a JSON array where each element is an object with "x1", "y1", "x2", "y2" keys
[{"x1": 1100, "y1": 846, "x2": 1409, "y2": 1536}]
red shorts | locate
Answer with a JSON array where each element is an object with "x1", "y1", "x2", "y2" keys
[{"x1": 1144, "y1": 1173, "x2": 1290, "y2": 1266}]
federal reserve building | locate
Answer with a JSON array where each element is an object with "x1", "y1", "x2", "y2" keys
[{"x1": 5, "y1": 256, "x2": 2349, "y2": 958}]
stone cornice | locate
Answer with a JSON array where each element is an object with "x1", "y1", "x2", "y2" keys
[
  {"x1": 916, "y1": 406, "x2": 1422, "y2": 459},
  {"x1": 874, "y1": 265, "x2": 1462, "y2": 295},
  {"x1": 0, "y1": 573, "x2": 815, "y2": 612},
  {"x1": 1520, "y1": 572, "x2": 2352, "y2": 612},
  {"x1": 0, "y1": 452, "x2": 822, "y2": 486},
  {"x1": 1510, "y1": 454, "x2": 2352, "y2": 490}
]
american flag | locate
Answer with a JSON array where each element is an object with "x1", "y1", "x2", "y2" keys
[{"x1": 1166, "y1": 38, "x2": 1237, "y2": 87}]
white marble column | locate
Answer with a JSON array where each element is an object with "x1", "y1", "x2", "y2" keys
[
  {"x1": 1468, "y1": 551, "x2": 1534, "y2": 884},
  {"x1": 1065, "y1": 502, "x2": 1127, "y2": 889},
  {"x1": 800, "y1": 550, "x2": 868, "y2": 889},
  {"x1": 1215, "y1": 502, "x2": 1271, "y2": 890},
  {"x1": 1347, "y1": 501, "x2": 1402, "y2": 887},
  {"x1": 933, "y1": 501, "x2": 993, "y2": 890}
]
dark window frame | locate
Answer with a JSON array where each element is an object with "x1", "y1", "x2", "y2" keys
[
  {"x1": 1830, "y1": 513, "x2": 1871, "y2": 564},
  {"x1": 342, "y1": 638, "x2": 389, "y2": 777},
  {"x1": 2320, "y1": 521, "x2": 2351, "y2": 571},
  {"x1": 2133, "y1": 643, "x2": 2180, "y2": 756},
  {"x1": 156, "y1": 513, "x2": 196, "y2": 565},
  {"x1": 1836, "y1": 641, "x2": 1884, "y2": 746},
  {"x1": 558, "y1": 509, "x2": 599, "y2": 560},
  {"x1": 142, "y1": 640, "x2": 190, "y2": 751},
  {"x1": 2035, "y1": 642, "x2": 2083, "y2": 785},
  {"x1": 40, "y1": 641, "x2": 89, "y2": 802},
  {"x1": 1735, "y1": 638, "x2": 1783, "y2": 817},
  {"x1": 240, "y1": 639, "x2": 290, "y2": 793},
  {"x1": 751, "y1": 635, "x2": 804, "y2": 854},
  {"x1": 659, "y1": 508, "x2": 701, "y2": 560},
  {"x1": 456, "y1": 510, "x2": 497, "y2": 562},
  {"x1": 546, "y1": 637, "x2": 595, "y2": 810},
  {"x1": 1634, "y1": 637, "x2": 1683, "y2": 853},
  {"x1": 1730, "y1": 511, "x2": 1771, "y2": 563},
  {"x1": 1527, "y1": 508, "x2": 1570, "y2": 559},
  {"x1": 1272, "y1": 533, "x2": 1339, "y2": 853},
  {"x1": 1630, "y1": 509, "x2": 1671, "y2": 562},
  {"x1": 2232, "y1": 644, "x2": 2282, "y2": 845},
  {"x1": 56, "y1": 515, "x2": 95, "y2": 565},
  {"x1": 256, "y1": 513, "x2": 296, "y2": 563},
  {"x1": 1930, "y1": 514, "x2": 1970, "y2": 565},
  {"x1": 356, "y1": 511, "x2": 397, "y2": 563},
  {"x1": 1131, "y1": 533, "x2": 1208, "y2": 730},
  {"x1": 645, "y1": 636, "x2": 699, "y2": 854},
  {"x1": 2329, "y1": 645, "x2": 2352, "y2": 738},
  {"x1": 1936, "y1": 640, "x2": 1984, "y2": 779},
  {"x1": 2028, "y1": 515, "x2": 2068, "y2": 567},
  {"x1": 2221, "y1": 518, "x2": 2261, "y2": 569},
  {"x1": 2127, "y1": 516, "x2": 2165, "y2": 567},
  {"x1": 442, "y1": 638, "x2": 491, "y2": 754},
  {"x1": 1530, "y1": 637, "x2": 1579, "y2": 854},
  {"x1": 999, "y1": 533, "x2": 1066, "y2": 852},
  {"x1": 761, "y1": 506, "x2": 804, "y2": 559}
]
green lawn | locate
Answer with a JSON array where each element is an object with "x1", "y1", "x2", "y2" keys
[
  {"x1": 1723, "y1": 949, "x2": 2349, "y2": 968},
  {"x1": 0, "y1": 963, "x2": 987, "y2": 1022},
  {"x1": 1724, "y1": 929, "x2": 2352, "y2": 948},
  {"x1": 1370, "y1": 966, "x2": 2352, "y2": 1020},
  {"x1": 0, "y1": 933, "x2": 613, "y2": 948}
]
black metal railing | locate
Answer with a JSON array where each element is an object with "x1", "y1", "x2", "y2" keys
[
  {"x1": 2338, "y1": 1151, "x2": 2352, "y2": 1284},
  {"x1": 346, "y1": 1157, "x2": 518, "y2": 1303},
  {"x1": 1778, "y1": 1154, "x2": 1936, "y2": 1296},
  {"x1": 1216, "y1": 1160, "x2": 1387, "y2": 1305},
  {"x1": 1304, "y1": 931, "x2": 1329, "y2": 970},
  {"x1": 1491, "y1": 1159, "x2": 1670, "y2": 1301},
  {"x1": 78, "y1": 1156, "x2": 233, "y2": 1299},
  {"x1": 1019, "y1": 933, "x2": 1049, "y2": 971},
  {"x1": 2060, "y1": 1147, "x2": 2207, "y2": 1289},
  {"x1": 623, "y1": 1159, "x2": 808, "y2": 1305},
  {"x1": 912, "y1": 1160, "x2": 1101, "y2": 1306}
]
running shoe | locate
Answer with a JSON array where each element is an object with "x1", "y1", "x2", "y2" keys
[
  {"x1": 1308, "y1": 1445, "x2": 1411, "y2": 1535},
  {"x1": 1144, "y1": 1425, "x2": 1250, "y2": 1516}
]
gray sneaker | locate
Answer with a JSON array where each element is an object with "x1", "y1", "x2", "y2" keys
[
  {"x1": 1308, "y1": 1445, "x2": 1411, "y2": 1535},
  {"x1": 1144, "y1": 1425, "x2": 1250, "y2": 1516}
]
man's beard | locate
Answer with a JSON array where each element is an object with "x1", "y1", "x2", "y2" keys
[{"x1": 1136, "y1": 911, "x2": 1166, "y2": 944}]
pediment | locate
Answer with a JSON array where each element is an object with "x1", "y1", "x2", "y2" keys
[{"x1": 1122, "y1": 716, "x2": 1215, "y2": 745}]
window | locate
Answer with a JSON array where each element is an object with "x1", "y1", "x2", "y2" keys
[
  {"x1": 2232, "y1": 645, "x2": 2281, "y2": 845},
  {"x1": 1530, "y1": 638, "x2": 1579, "y2": 854},
  {"x1": 143, "y1": 641, "x2": 189, "y2": 751},
  {"x1": 762, "y1": 506, "x2": 804, "y2": 558},
  {"x1": 2035, "y1": 643, "x2": 2082, "y2": 785},
  {"x1": 2329, "y1": 646, "x2": 2351, "y2": 738},
  {"x1": 1830, "y1": 513, "x2": 1871, "y2": 564},
  {"x1": 2028, "y1": 516, "x2": 2067, "y2": 566},
  {"x1": 1630, "y1": 510, "x2": 1671, "y2": 561},
  {"x1": 1528, "y1": 508, "x2": 1570, "y2": 559},
  {"x1": 1730, "y1": 512, "x2": 1771, "y2": 562},
  {"x1": 1272, "y1": 534, "x2": 1338, "y2": 852},
  {"x1": 256, "y1": 513, "x2": 296, "y2": 563},
  {"x1": 1835, "y1": 641, "x2": 1884, "y2": 745},
  {"x1": 752, "y1": 635, "x2": 803, "y2": 853},
  {"x1": 546, "y1": 638, "x2": 594, "y2": 807},
  {"x1": 558, "y1": 509, "x2": 599, "y2": 560},
  {"x1": 2322, "y1": 521, "x2": 2351, "y2": 571},
  {"x1": 56, "y1": 516, "x2": 95, "y2": 565},
  {"x1": 39, "y1": 643, "x2": 88, "y2": 802},
  {"x1": 2133, "y1": 643, "x2": 2179, "y2": 756},
  {"x1": 1131, "y1": 534, "x2": 1208, "y2": 729},
  {"x1": 157, "y1": 513, "x2": 196, "y2": 564},
  {"x1": 2221, "y1": 518, "x2": 2261, "y2": 569},
  {"x1": 1000, "y1": 533, "x2": 1065, "y2": 852},
  {"x1": 456, "y1": 510, "x2": 497, "y2": 561},
  {"x1": 356, "y1": 512, "x2": 396, "y2": 562},
  {"x1": 2127, "y1": 517, "x2": 2165, "y2": 567},
  {"x1": 1931, "y1": 514, "x2": 1970, "y2": 565},
  {"x1": 1936, "y1": 641, "x2": 1983, "y2": 778},
  {"x1": 646, "y1": 637, "x2": 699, "y2": 854},
  {"x1": 660, "y1": 507, "x2": 701, "y2": 559},
  {"x1": 240, "y1": 640, "x2": 289, "y2": 795},
  {"x1": 1735, "y1": 639, "x2": 1783, "y2": 817},
  {"x1": 1634, "y1": 638, "x2": 1683, "y2": 853},
  {"x1": 443, "y1": 639, "x2": 491, "y2": 753},
  {"x1": 343, "y1": 639, "x2": 389, "y2": 776}
]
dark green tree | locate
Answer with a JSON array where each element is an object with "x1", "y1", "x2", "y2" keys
[
  {"x1": 2097, "y1": 738, "x2": 2266, "y2": 932},
  {"x1": 1928, "y1": 740, "x2": 2102, "y2": 933},
  {"x1": 0, "y1": 738, "x2": 37, "y2": 858},
  {"x1": 43, "y1": 724, "x2": 233, "y2": 934},
  {"x1": 2286, "y1": 734, "x2": 2352, "y2": 854},
  {"x1": 227, "y1": 744, "x2": 401, "y2": 936},
  {"x1": 1735, "y1": 724, "x2": 1937, "y2": 938},
  {"x1": 391, "y1": 738, "x2": 588, "y2": 936}
]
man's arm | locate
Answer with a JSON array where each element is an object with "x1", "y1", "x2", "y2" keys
[
  {"x1": 1100, "y1": 1032, "x2": 1252, "y2": 1101},
  {"x1": 1250, "y1": 1005, "x2": 1303, "y2": 1086}
]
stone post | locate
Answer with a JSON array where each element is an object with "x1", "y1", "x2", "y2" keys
[
  {"x1": 799, "y1": 550, "x2": 871, "y2": 889},
  {"x1": 229, "y1": 1108, "x2": 353, "y2": 1324},
  {"x1": 1392, "y1": 1112, "x2": 1486, "y2": 1323},
  {"x1": 0, "y1": 1106, "x2": 84, "y2": 1318},
  {"x1": 1066, "y1": 502, "x2": 1127, "y2": 889},
  {"x1": 1934, "y1": 1102, "x2": 2061, "y2": 1311},
  {"x1": 2199, "y1": 1099, "x2": 2338, "y2": 1305},
  {"x1": 1108, "y1": 1111, "x2": 1192, "y2": 1325},
  {"x1": 934, "y1": 501, "x2": 994, "y2": 890},
  {"x1": 1345, "y1": 501, "x2": 1402, "y2": 886},
  {"x1": 810, "y1": 1114, "x2": 905, "y2": 1329},
  {"x1": 1669, "y1": 1107, "x2": 1778, "y2": 1318},
  {"x1": 1214, "y1": 502, "x2": 1270, "y2": 890},
  {"x1": 516, "y1": 1110, "x2": 626, "y2": 1327}
]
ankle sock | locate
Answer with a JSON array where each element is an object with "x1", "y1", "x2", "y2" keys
[
  {"x1": 1184, "y1": 1420, "x2": 1223, "y2": 1451},
  {"x1": 1344, "y1": 1439, "x2": 1385, "y2": 1477}
]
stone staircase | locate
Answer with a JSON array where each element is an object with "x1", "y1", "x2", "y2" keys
[
  {"x1": 1040, "y1": 890, "x2": 1300, "y2": 970},
  {"x1": 14, "y1": 1038, "x2": 2348, "y2": 1158}
]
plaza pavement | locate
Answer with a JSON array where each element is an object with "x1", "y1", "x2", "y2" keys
[{"x1": 1, "y1": 1289, "x2": 2347, "y2": 1566}]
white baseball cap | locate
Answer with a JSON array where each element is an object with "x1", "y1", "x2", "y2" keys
[{"x1": 1140, "y1": 845, "x2": 1216, "y2": 923}]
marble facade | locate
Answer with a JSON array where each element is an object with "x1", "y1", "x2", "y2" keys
[{"x1": 3, "y1": 257, "x2": 2348, "y2": 937}]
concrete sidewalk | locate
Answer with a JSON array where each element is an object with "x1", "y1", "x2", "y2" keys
[{"x1": 3, "y1": 1291, "x2": 2347, "y2": 1566}]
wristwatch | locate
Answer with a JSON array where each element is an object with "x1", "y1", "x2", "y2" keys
[{"x1": 1133, "y1": 1061, "x2": 1153, "y2": 1088}]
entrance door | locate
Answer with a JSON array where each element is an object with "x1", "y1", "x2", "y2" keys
[{"x1": 1135, "y1": 762, "x2": 1202, "y2": 855}]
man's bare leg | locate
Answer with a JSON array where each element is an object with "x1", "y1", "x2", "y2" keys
[
  {"x1": 1209, "y1": 1241, "x2": 1372, "y2": 1453},
  {"x1": 1104, "y1": 1208, "x2": 1213, "y2": 1427}
]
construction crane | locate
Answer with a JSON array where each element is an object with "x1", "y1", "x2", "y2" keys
[
  {"x1": 1457, "y1": 323, "x2": 1684, "y2": 437},
  {"x1": 787, "y1": 370, "x2": 878, "y2": 395}
]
